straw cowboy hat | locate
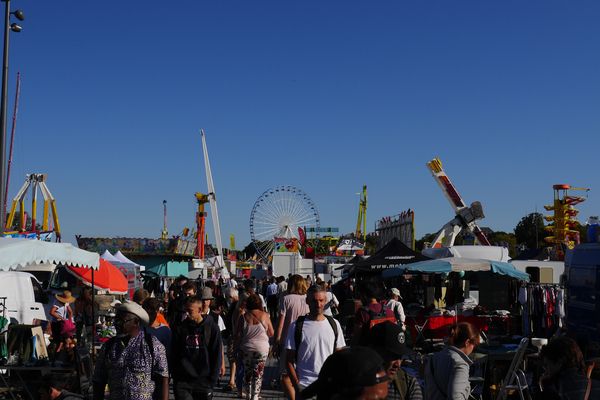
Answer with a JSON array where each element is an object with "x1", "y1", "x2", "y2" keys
[
  {"x1": 55, "y1": 290, "x2": 76, "y2": 304},
  {"x1": 117, "y1": 301, "x2": 150, "y2": 326}
]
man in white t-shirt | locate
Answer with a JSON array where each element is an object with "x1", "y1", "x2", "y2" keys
[
  {"x1": 285, "y1": 285, "x2": 346, "y2": 395},
  {"x1": 385, "y1": 288, "x2": 406, "y2": 329}
]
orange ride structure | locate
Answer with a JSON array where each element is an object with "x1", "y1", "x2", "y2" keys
[{"x1": 544, "y1": 184, "x2": 589, "y2": 260}]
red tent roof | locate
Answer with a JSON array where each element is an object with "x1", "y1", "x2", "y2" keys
[{"x1": 67, "y1": 258, "x2": 128, "y2": 294}]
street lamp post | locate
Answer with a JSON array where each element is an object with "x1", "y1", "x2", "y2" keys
[{"x1": 0, "y1": 0, "x2": 23, "y2": 234}]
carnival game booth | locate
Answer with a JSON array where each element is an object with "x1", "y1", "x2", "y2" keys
[
  {"x1": 382, "y1": 257, "x2": 530, "y2": 343},
  {"x1": 0, "y1": 238, "x2": 99, "y2": 399}
]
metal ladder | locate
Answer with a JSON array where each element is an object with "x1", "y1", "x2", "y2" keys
[{"x1": 496, "y1": 337, "x2": 532, "y2": 400}]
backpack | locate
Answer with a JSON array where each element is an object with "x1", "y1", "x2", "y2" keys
[
  {"x1": 365, "y1": 303, "x2": 397, "y2": 329},
  {"x1": 294, "y1": 315, "x2": 339, "y2": 361}
]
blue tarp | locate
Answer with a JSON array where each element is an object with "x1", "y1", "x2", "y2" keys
[
  {"x1": 490, "y1": 261, "x2": 530, "y2": 281},
  {"x1": 382, "y1": 257, "x2": 529, "y2": 281}
]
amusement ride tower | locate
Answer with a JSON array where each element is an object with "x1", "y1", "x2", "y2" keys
[{"x1": 544, "y1": 184, "x2": 589, "y2": 260}]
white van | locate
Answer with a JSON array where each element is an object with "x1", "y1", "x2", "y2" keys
[
  {"x1": 0, "y1": 271, "x2": 48, "y2": 324},
  {"x1": 16, "y1": 263, "x2": 57, "y2": 290}
]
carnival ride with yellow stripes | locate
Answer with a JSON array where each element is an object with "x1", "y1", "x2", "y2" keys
[
  {"x1": 4, "y1": 173, "x2": 61, "y2": 241},
  {"x1": 544, "y1": 184, "x2": 589, "y2": 260}
]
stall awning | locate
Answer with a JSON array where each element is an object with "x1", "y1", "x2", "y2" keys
[
  {"x1": 0, "y1": 237, "x2": 99, "y2": 270},
  {"x1": 352, "y1": 238, "x2": 430, "y2": 273},
  {"x1": 381, "y1": 257, "x2": 530, "y2": 281},
  {"x1": 67, "y1": 259, "x2": 128, "y2": 294}
]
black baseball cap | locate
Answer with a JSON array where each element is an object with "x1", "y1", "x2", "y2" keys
[
  {"x1": 301, "y1": 346, "x2": 389, "y2": 399},
  {"x1": 368, "y1": 321, "x2": 412, "y2": 362}
]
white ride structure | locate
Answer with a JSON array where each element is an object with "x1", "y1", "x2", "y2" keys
[
  {"x1": 425, "y1": 157, "x2": 491, "y2": 249},
  {"x1": 200, "y1": 129, "x2": 229, "y2": 278},
  {"x1": 249, "y1": 185, "x2": 320, "y2": 263}
]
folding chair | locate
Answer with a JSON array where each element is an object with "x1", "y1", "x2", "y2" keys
[{"x1": 496, "y1": 338, "x2": 532, "y2": 400}]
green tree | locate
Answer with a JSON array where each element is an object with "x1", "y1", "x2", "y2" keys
[
  {"x1": 572, "y1": 221, "x2": 587, "y2": 244},
  {"x1": 514, "y1": 212, "x2": 549, "y2": 250},
  {"x1": 489, "y1": 231, "x2": 517, "y2": 258}
]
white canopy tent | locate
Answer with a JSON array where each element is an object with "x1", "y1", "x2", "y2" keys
[
  {"x1": 113, "y1": 250, "x2": 139, "y2": 265},
  {"x1": 0, "y1": 237, "x2": 99, "y2": 270},
  {"x1": 100, "y1": 250, "x2": 121, "y2": 264}
]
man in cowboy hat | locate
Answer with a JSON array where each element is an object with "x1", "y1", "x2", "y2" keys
[{"x1": 93, "y1": 301, "x2": 169, "y2": 400}]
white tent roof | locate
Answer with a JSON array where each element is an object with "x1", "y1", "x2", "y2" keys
[
  {"x1": 100, "y1": 250, "x2": 121, "y2": 263},
  {"x1": 113, "y1": 250, "x2": 138, "y2": 265},
  {"x1": 0, "y1": 238, "x2": 99, "y2": 270}
]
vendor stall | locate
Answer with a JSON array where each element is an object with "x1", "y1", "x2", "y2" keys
[
  {"x1": 0, "y1": 238, "x2": 98, "y2": 398},
  {"x1": 382, "y1": 257, "x2": 529, "y2": 342}
]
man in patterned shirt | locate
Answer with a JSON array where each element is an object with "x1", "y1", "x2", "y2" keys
[{"x1": 93, "y1": 301, "x2": 169, "y2": 400}]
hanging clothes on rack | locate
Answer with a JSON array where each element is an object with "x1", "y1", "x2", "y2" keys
[
  {"x1": 518, "y1": 285, "x2": 529, "y2": 336},
  {"x1": 555, "y1": 287, "x2": 565, "y2": 328},
  {"x1": 523, "y1": 283, "x2": 563, "y2": 338}
]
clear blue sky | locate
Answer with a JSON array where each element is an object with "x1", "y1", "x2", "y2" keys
[{"x1": 5, "y1": 1, "x2": 599, "y2": 248}]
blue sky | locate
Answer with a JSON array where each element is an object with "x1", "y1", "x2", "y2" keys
[{"x1": 5, "y1": 1, "x2": 599, "y2": 248}]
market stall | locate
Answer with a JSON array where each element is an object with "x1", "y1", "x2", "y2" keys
[
  {"x1": 380, "y1": 256, "x2": 533, "y2": 399},
  {"x1": 382, "y1": 257, "x2": 530, "y2": 341},
  {"x1": 0, "y1": 238, "x2": 99, "y2": 399}
]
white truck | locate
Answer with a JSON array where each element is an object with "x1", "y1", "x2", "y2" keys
[{"x1": 0, "y1": 271, "x2": 48, "y2": 324}]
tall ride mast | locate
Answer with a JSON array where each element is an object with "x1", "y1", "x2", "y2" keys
[{"x1": 201, "y1": 129, "x2": 228, "y2": 277}]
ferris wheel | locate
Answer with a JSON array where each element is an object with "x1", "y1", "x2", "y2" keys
[{"x1": 249, "y1": 185, "x2": 320, "y2": 262}]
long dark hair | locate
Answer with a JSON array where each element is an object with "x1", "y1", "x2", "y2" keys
[
  {"x1": 449, "y1": 322, "x2": 480, "y2": 348},
  {"x1": 540, "y1": 336, "x2": 586, "y2": 374}
]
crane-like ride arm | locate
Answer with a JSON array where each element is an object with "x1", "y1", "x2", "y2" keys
[{"x1": 426, "y1": 158, "x2": 490, "y2": 248}]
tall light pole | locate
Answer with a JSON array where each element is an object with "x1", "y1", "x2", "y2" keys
[{"x1": 0, "y1": 0, "x2": 23, "y2": 234}]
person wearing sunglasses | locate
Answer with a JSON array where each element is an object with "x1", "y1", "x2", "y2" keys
[{"x1": 93, "y1": 301, "x2": 169, "y2": 400}]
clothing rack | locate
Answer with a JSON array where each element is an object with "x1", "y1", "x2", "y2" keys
[
  {"x1": 518, "y1": 284, "x2": 565, "y2": 338},
  {"x1": 522, "y1": 282, "x2": 563, "y2": 288}
]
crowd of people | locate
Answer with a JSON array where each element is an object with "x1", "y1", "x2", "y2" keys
[{"x1": 40, "y1": 274, "x2": 600, "y2": 400}]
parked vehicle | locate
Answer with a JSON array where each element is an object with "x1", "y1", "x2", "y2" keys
[
  {"x1": 0, "y1": 271, "x2": 48, "y2": 324},
  {"x1": 16, "y1": 263, "x2": 57, "y2": 290},
  {"x1": 565, "y1": 242, "x2": 600, "y2": 341}
]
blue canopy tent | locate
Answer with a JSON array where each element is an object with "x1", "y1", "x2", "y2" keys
[{"x1": 381, "y1": 257, "x2": 530, "y2": 281}]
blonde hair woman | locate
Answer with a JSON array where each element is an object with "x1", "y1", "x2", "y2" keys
[{"x1": 274, "y1": 275, "x2": 309, "y2": 400}]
